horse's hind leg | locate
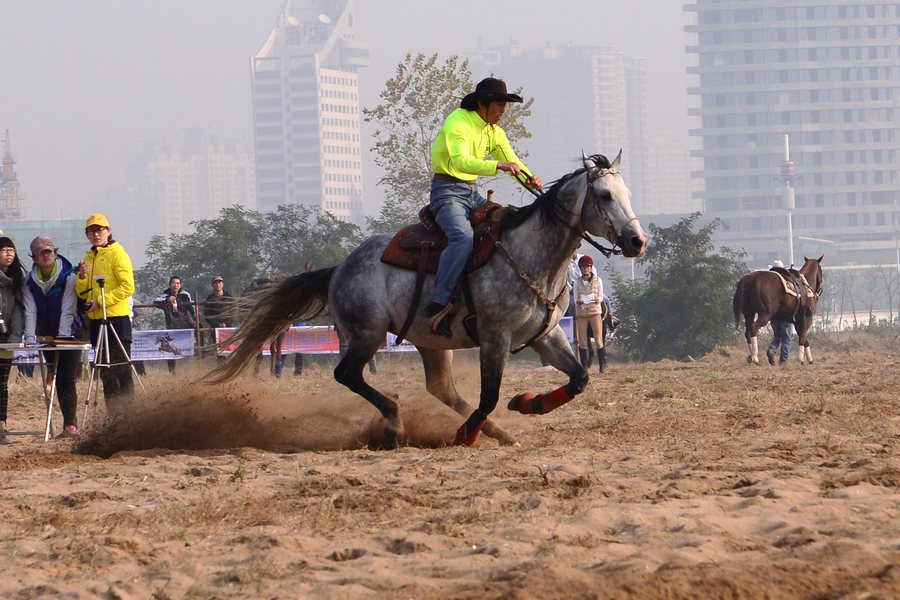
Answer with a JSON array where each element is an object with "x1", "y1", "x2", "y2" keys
[
  {"x1": 334, "y1": 333, "x2": 404, "y2": 448},
  {"x1": 418, "y1": 347, "x2": 517, "y2": 446}
]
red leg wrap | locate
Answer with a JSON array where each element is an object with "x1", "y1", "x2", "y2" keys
[
  {"x1": 537, "y1": 386, "x2": 574, "y2": 413},
  {"x1": 508, "y1": 386, "x2": 573, "y2": 415},
  {"x1": 452, "y1": 413, "x2": 486, "y2": 447}
]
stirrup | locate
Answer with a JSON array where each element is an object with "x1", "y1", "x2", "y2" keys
[{"x1": 428, "y1": 300, "x2": 457, "y2": 335}]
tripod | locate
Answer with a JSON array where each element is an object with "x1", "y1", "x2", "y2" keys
[{"x1": 83, "y1": 277, "x2": 145, "y2": 424}]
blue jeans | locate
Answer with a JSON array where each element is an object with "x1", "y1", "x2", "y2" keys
[
  {"x1": 767, "y1": 319, "x2": 793, "y2": 364},
  {"x1": 428, "y1": 179, "x2": 487, "y2": 306}
]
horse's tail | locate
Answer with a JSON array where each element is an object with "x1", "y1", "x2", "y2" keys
[
  {"x1": 733, "y1": 276, "x2": 747, "y2": 330},
  {"x1": 205, "y1": 267, "x2": 335, "y2": 384}
]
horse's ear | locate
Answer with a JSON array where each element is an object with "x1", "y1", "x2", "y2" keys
[
  {"x1": 582, "y1": 150, "x2": 595, "y2": 171},
  {"x1": 611, "y1": 148, "x2": 622, "y2": 169},
  {"x1": 816, "y1": 255, "x2": 824, "y2": 263}
]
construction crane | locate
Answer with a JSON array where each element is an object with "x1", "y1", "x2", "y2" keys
[{"x1": 0, "y1": 130, "x2": 26, "y2": 222}]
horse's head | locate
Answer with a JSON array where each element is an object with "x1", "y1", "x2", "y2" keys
[
  {"x1": 579, "y1": 151, "x2": 648, "y2": 258},
  {"x1": 800, "y1": 255, "x2": 825, "y2": 299}
]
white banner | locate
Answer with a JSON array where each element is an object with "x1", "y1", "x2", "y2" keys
[{"x1": 132, "y1": 329, "x2": 196, "y2": 361}]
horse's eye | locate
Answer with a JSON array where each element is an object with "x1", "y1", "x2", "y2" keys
[{"x1": 595, "y1": 189, "x2": 613, "y2": 203}]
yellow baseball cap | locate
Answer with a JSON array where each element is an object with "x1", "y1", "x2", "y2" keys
[{"x1": 85, "y1": 213, "x2": 110, "y2": 228}]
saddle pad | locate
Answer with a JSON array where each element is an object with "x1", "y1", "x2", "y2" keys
[{"x1": 771, "y1": 271, "x2": 801, "y2": 298}]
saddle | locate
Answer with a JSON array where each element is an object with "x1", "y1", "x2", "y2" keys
[
  {"x1": 381, "y1": 201, "x2": 507, "y2": 274},
  {"x1": 769, "y1": 266, "x2": 814, "y2": 320},
  {"x1": 381, "y1": 200, "x2": 508, "y2": 344}
]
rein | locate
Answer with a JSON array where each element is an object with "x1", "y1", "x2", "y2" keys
[{"x1": 512, "y1": 170, "x2": 622, "y2": 257}]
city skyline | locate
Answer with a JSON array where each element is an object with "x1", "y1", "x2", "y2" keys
[{"x1": 0, "y1": 0, "x2": 689, "y2": 234}]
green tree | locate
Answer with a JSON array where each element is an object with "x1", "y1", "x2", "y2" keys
[
  {"x1": 136, "y1": 206, "x2": 267, "y2": 307},
  {"x1": 609, "y1": 213, "x2": 747, "y2": 361},
  {"x1": 262, "y1": 204, "x2": 364, "y2": 274},
  {"x1": 363, "y1": 52, "x2": 534, "y2": 233}
]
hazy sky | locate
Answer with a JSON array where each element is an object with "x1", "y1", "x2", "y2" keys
[{"x1": 0, "y1": 0, "x2": 689, "y2": 222}]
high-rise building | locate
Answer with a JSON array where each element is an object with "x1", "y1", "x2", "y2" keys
[
  {"x1": 473, "y1": 44, "x2": 688, "y2": 216},
  {"x1": 107, "y1": 131, "x2": 256, "y2": 265},
  {"x1": 251, "y1": 0, "x2": 368, "y2": 223},
  {"x1": 145, "y1": 130, "x2": 256, "y2": 236},
  {"x1": 685, "y1": 1, "x2": 900, "y2": 266}
]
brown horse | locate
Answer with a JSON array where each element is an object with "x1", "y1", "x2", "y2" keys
[{"x1": 733, "y1": 256, "x2": 824, "y2": 365}]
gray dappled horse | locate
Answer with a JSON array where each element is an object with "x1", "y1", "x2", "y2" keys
[
  {"x1": 209, "y1": 152, "x2": 647, "y2": 447},
  {"x1": 733, "y1": 256, "x2": 824, "y2": 365}
]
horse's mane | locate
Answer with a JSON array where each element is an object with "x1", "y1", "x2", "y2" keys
[{"x1": 501, "y1": 153, "x2": 612, "y2": 231}]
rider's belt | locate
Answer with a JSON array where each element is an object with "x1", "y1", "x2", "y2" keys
[{"x1": 433, "y1": 173, "x2": 476, "y2": 185}]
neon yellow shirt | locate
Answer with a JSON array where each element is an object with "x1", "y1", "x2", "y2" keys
[{"x1": 431, "y1": 108, "x2": 528, "y2": 182}]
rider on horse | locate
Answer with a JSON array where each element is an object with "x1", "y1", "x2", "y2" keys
[{"x1": 425, "y1": 77, "x2": 544, "y2": 337}]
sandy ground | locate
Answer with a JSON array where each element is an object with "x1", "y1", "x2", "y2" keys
[{"x1": 0, "y1": 336, "x2": 898, "y2": 599}]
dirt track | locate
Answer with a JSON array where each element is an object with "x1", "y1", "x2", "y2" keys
[{"x1": 0, "y1": 337, "x2": 898, "y2": 599}]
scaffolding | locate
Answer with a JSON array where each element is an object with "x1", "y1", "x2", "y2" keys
[{"x1": 0, "y1": 130, "x2": 26, "y2": 222}]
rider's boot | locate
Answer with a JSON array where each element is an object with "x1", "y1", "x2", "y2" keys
[
  {"x1": 425, "y1": 302, "x2": 453, "y2": 339},
  {"x1": 578, "y1": 348, "x2": 589, "y2": 368},
  {"x1": 599, "y1": 347, "x2": 607, "y2": 373}
]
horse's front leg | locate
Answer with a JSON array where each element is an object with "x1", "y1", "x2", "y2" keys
[
  {"x1": 418, "y1": 346, "x2": 516, "y2": 446},
  {"x1": 508, "y1": 326, "x2": 589, "y2": 416},
  {"x1": 797, "y1": 327, "x2": 813, "y2": 365},
  {"x1": 452, "y1": 335, "x2": 511, "y2": 447}
]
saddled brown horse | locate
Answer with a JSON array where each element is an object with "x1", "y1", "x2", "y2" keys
[{"x1": 733, "y1": 256, "x2": 824, "y2": 365}]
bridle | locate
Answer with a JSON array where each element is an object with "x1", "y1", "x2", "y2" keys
[{"x1": 514, "y1": 166, "x2": 627, "y2": 258}]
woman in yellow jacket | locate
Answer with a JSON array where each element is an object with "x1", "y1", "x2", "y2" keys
[{"x1": 75, "y1": 213, "x2": 135, "y2": 404}]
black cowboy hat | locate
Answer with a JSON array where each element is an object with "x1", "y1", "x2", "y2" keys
[{"x1": 462, "y1": 77, "x2": 523, "y2": 105}]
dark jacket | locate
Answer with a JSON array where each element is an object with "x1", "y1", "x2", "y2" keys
[
  {"x1": 153, "y1": 287, "x2": 195, "y2": 329},
  {"x1": 204, "y1": 291, "x2": 236, "y2": 328}
]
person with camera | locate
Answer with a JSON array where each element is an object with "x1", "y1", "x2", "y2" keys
[
  {"x1": 0, "y1": 237, "x2": 26, "y2": 444},
  {"x1": 22, "y1": 236, "x2": 84, "y2": 437},
  {"x1": 75, "y1": 213, "x2": 136, "y2": 406},
  {"x1": 153, "y1": 275, "x2": 195, "y2": 373}
]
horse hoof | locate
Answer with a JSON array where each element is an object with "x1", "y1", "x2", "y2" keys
[{"x1": 507, "y1": 392, "x2": 537, "y2": 415}]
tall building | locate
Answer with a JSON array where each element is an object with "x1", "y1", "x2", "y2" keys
[
  {"x1": 145, "y1": 130, "x2": 256, "y2": 236},
  {"x1": 251, "y1": 0, "x2": 368, "y2": 223},
  {"x1": 473, "y1": 44, "x2": 688, "y2": 216},
  {"x1": 106, "y1": 131, "x2": 256, "y2": 266},
  {"x1": 685, "y1": 1, "x2": 900, "y2": 266}
]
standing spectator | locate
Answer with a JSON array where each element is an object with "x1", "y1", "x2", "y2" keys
[
  {"x1": 567, "y1": 249, "x2": 598, "y2": 366},
  {"x1": 767, "y1": 259, "x2": 793, "y2": 366},
  {"x1": 22, "y1": 236, "x2": 82, "y2": 437},
  {"x1": 204, "y1": 275, "x2": 234, "y2": 362},
  {"x1": 153, "y1": 275, "x2": 195, "y2": 373},
  {"x1": 573, "y1": 255, "x2": 605, "y2": 374},
  {"x1": 599, "y1": 296, "x2": 620, "y2": 373},
  {"x1": 0, "y1": 237, "x2": 25, "y2": 444},
  {"x1": 203, "y1": 276, "x2": 234, "y2": 330},
  {"x1": 76, "y1": 213, "x2": 136, "y2": 406}
]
